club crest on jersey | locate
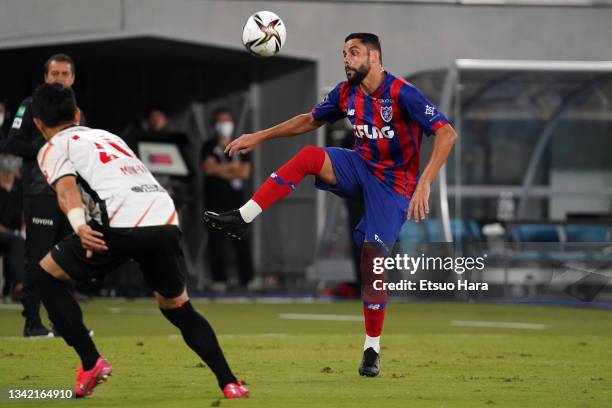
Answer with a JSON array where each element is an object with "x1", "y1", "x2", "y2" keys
[{"x1": 380, "y1": 105, "x2": 393, "y2": 123}]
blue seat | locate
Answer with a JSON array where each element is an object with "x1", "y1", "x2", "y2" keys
[
  {"x1": 565, "y1": 224, "x2": 608, "y2": 242},
  {"x1": 467, "y1": 219, "x2": 482, "y2": 241},
  {"x1": 514, "y1": 224, "x2": 560, "y2": 242},
  {"x1": 421, "y1": 219, "x2": 481, "y2": 242},
  {"x1": 424, "y1": 219, "x2": 443, "y2": 242},
  {"x1": 398, "y1": 221, "x2": 426, "y2": 243}
]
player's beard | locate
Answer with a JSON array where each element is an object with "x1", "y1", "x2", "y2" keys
[{"x1": 345, "y1": 62, "x2": 370, "y2": 85}]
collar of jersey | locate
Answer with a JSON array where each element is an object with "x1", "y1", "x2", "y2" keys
[
  {"x1": 356, "y1": 71, "x2": 394, "y2": 100},
  {"x1": 55, "y1": 125, "x2": 89, "y2": 138}
]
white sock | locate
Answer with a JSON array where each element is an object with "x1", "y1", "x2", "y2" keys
[
  {"x1": 363, "y1": 335, "x2": 380, "y2": 353},
  {"x1": 238, "y1": 199, "x2": 262, "y2": 223}
]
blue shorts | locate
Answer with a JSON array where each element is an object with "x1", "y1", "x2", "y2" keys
[{"x1": 315, "y1": 147, "x2": 410, "y2": 255}]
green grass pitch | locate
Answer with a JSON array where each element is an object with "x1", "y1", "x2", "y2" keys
[{"x1": 1, "y1": 300, "x2": 612, "y2": 407}]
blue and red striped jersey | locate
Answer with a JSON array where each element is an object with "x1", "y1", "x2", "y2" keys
[{"x1": 311, "y1": 72, "x2": 448, "y2": 198}]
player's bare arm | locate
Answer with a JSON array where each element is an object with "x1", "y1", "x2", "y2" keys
[
  {"x1": 407, "y1": 123, "x2": 458, "y2": 223},
  {"x1": 54, "y1": 175, "x2": 107, "y2": 256},
  {"x1": 225, "y1": 113, "x2": 324, "y2": 156}
]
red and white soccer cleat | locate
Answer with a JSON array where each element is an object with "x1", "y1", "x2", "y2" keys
[
  {"x1": 223, "y1": 382, "x2": 250, "y2": 399},
  {"x1": 74, "y1": 357, "x2": 112, "y2": 398}
]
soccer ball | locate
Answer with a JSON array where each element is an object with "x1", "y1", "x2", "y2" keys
[{"x1": 241, "y1": 11, "x2": 286, "y2": 57}]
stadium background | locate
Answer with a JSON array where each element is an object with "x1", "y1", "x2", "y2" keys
[
  {"x1": 1, "y1": 0, "x2": 611, "y2": 295},
  {"x1": 1, "y1": 1, "x2": 612, "y2": 407}
]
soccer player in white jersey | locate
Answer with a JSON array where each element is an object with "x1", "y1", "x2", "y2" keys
[{"x1": 30, "y1": 83, "x2": 249, "y2": 399}]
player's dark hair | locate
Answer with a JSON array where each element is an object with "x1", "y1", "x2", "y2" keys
[
  {"x1": 31, "y1": 83, "x2": 77, "y2": 128},
  {"x1": 345, "y1": 33, "x2": 382, "y2": 63},
  {"x1": 211, "y1": 106, "x2": 233, "y2": 125},
  {"x1": 44, "y1": 53, "x2": 76, "y2": 75}
]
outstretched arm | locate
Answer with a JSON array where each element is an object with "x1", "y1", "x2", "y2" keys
[
  {"x1": 55, "y1": 176, "x2": 107, "y2": 257},
  {"x1": 407, "y1": 124, "x2": 458, "y2": 223},
  {"x1": 225, "y1": 113, "x2": 324, "y2": 156}
]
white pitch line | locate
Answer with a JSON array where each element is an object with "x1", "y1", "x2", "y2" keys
[
  {"x1": 451, "y1": 320, "x2": 547, "y2": 330},
  {"x1": 278, "y1": 313, "x2": 363, "y2": 322}
]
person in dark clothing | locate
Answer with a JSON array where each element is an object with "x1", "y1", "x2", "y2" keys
[
  {"x1": 1, "y1": 53, "x2": 79, "y2": 337},
  {"x1": 0, "y1": 100, "x2": 9, "y2": 139},
  {"x1": 201, "y1": 108, "x2": 254, "y2": 291},
  {"x1": 146, "y1": 104, "x2": 170, "y2": 133},
  {"x1": 121, "y1": 104, "x2": 172, "y2": 158},
  {"x1": 0, "y1": 154, "x2": 25, "y2": 299}
]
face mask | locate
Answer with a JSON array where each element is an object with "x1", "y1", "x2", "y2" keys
[
  {"x1": 0, "y1": 113, "x2": 5, "y2": 127},
  {"x1": 215, "y1": 121, "x2": 234, "y2": 138}
]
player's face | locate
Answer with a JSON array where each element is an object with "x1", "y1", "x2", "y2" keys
[
  {"x1": 343, "y1": 39, "x2": 371, "y2": 85},
  {"x1": 45, "y1": 61, "x2": 75, "y2": 87}
]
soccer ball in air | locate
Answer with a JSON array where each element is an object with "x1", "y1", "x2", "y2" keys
[{"x1": 242, "y1": 11, "x2": 286, "y2": 57}]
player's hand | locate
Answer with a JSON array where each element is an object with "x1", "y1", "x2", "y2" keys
[
  {"x1": 225, "y1": 133, "x2": 264, "y2": 156},
  {"x1": 407, "y1": 182, "x2": 430, "y2": 223},
  {"x1": 76, "y1": 225, "x2": 108, "y2": 258}
]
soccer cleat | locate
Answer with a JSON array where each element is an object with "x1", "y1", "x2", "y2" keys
[
  {"x1": 74, "y1": 357, "x2": 112, "y2": 398},
  {"x1": 358, "y1": 347, "x2": 380, "y2": 377},
  {"x1": 203, "y1": 210, "x2": 249, "y2": 240},
  {"x1": 23, "y1": 319, "x2": 52, "y2": 338},
  {"x1": 223, "y1": 382, "x2": 250, "y2": 399},
  {"x1": 52, "y1": 325, "x2": 94, "y2": 338}
]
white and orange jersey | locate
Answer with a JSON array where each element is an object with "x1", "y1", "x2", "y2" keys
[{"x1": 37, "y1": 126, "x2": 178, "y2": 228}]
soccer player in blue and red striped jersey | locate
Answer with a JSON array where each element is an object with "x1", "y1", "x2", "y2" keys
[{"x1": 204, "y1": 33, "x2": 457, "y2": 377}]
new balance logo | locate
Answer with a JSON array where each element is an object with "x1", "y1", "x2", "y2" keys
[
  {"x1": 271, "y1": 172, "x2": 296, "y2": 190},
  {"x1": 373, "y1": 234, "x2": 390, "y2": 253}
]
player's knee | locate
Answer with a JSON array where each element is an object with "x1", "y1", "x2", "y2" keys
[
  {"x1": 38, "y1": 253, "x2": 71, "y2": 282},
  {"x1": 31, "y1": 263, "x2": 64, "y2": 292},
  {"x1": 156, "y1": 290, "x2": 189, "y2": 310},
  {"x1": 295, "y1": 145, "x2": 325, "y2": 174},
  {"x1": 297, "y1": 145, "x2": 323, "y2": 160},
  {"x1": 298, "y1": 145, "x2": 319, "y2": 155}
]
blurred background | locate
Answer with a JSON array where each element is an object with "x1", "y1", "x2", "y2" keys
[{"x1": 1, "y1": 0, "x2": 611, "y2": 303}]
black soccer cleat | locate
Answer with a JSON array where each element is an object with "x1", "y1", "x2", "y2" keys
[
  {"x1": 23, "y1": 319, "x2": 52, "y2": 338},
  {"x1": 52, "y1": 325, "x2": 94, "y2": 338},
  {"x1": 203, "y1": 210, "x2": 249, "y2": 240},
  {"x1": 358, "y1": 347, "x2": 380, "y2": 377}
]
